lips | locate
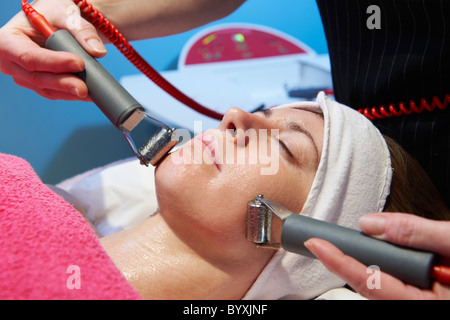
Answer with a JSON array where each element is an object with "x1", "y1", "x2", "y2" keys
[
  {"x1": 202, "y1": 134, "x2": 216, "y2": 157},
  {"x1": 201, "y1": 133, "x2": 220, "y2": 171}
]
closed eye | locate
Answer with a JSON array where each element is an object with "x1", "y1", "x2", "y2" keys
[{"x1": 277, "y1": 138, "x2": 295, "y2": 159}]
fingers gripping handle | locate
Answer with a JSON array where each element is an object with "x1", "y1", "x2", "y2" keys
[
  {"x1": 45, "y1": 30, "x2": 143, "y2": 128},
  {"x1": 45, "y1": 30, "x2": 178, "y2": 166},
  {"x1": 281, "y1": 214, "x2": 436, "y2": 289}
]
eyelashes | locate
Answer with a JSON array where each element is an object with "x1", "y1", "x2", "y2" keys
[{"x1": 277, "y1": 138, "x2": 295, "y2": 159}]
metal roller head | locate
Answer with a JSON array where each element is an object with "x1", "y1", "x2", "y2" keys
[
  {"x1": 120, "y1": 109, "x2": 179, "y2": 166},
  {"x1": 138, "y1": 127, "x2": 178, "y2": 166},
  {"x1": 246, "y1": 196, "x2": 272, "y2": 245},
  {"x1": 246, "y1": 195, "x2": 292, "y2": 248}
]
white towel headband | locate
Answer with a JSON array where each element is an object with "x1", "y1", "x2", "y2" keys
[{"x1": 243, "y1": 92, "x2": 393, "y2": 299}]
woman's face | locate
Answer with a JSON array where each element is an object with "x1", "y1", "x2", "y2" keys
[{"x1": 155, "y1": 106, "x2": 324, "y2": 262}]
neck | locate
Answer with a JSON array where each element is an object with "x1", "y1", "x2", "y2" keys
[{"x1": 100, "y1": 213, "x2": 257, "y2": 299}]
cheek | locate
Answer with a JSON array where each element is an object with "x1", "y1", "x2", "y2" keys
[
  {"x1": 155, "y1": 160, "x2": 272, "y2": 241},
  {"x1": 200, "y1": 165, "x2": 301, "y2": 237},
  {"x1": 252, "y1": 162, "x2": 312, "y2": 215},
  {"x1": 154, "y1": 152, "x2": 206, "y2": 214}
]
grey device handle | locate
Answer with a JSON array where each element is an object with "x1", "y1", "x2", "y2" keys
[
  {"x1": 45, "y1": 30, "x2": 143, "y2": 128},
  {"x1": 281, "y1": 214, "x2": 436, "y2": 289}
]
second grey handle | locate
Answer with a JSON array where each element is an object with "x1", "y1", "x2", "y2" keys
[
  {"x1": 45, "y1": 30, "x2": 143, "y2": 128},
  {"x1": 281, "y1": 214, "x2": 435, "y2": 289}
]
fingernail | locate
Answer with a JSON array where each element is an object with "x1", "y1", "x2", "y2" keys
[
  {"x1": 87, "y1": 38, "x2": 106, "y2": 53},
  {"x1": 71, "y1": 87, "x2": 81, "y2": 97},
  {"x1": 304, "y1": 239, "x2": 318, "y2": 257},
  {"x1": 72, "y1": 87, "x2": 87, "y2": 98},
  {"x1": 359, "y1": 215, "x2": 386, "y2": 238},
  {"x1": 69, "y1": 60, "x2": 83, "y2": 72}
]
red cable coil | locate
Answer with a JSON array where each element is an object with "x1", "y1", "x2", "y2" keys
[{"x1": 358, "y1": 94, "x2": 450, "y2": 120}]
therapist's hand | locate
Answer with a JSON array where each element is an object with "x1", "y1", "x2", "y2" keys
[
  {"x1": 305, "y1": 212, "x2": 450, "y2": 300},
  {"x1": 0, "y1": 0, "x2": 106, "y2": 101}
]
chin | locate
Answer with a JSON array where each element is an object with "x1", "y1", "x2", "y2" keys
[
  {"x1": 154, "y1": 153, "x2": 185, "y2": 198},
  {"x1": 155, "y1": 152, "x2": 206, "y2": 211}
]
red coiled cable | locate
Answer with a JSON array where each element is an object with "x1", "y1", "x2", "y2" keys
[
  {"x1": 358, "y1": 94, "x2": 450, "y2": 120},
  {"x1": 22, "y1": 0, "x2": 224, "y2": 120}
]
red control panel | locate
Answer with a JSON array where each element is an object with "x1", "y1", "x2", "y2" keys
[{"x1": 184, "y1": 26, "x2": 308, "y2": 65}]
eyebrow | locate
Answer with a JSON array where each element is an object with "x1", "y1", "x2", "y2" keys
[{"x1": 256, "y1": 108, "x2": 321, "y2": 166}]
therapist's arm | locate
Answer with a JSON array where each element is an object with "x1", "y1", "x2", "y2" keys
[
  {"x1": 90, "y1": 0, "x2": 246, "y2": 40},
  {"x1": 305, "y1": 212, "x2": 450, "y2": 300}
]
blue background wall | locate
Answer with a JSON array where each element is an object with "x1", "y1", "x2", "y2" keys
[{"x1": 0, "y1": 0, "x2": 327, "y2": 184}]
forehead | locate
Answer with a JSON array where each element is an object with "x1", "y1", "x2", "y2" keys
[
  {"x1": 268, "y1": 107, "x2": 325, "y2": 131},
  {"x1": 271, "y1": 106, "x2": 323, "y2": 119}
]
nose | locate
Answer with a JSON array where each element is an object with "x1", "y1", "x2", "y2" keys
[
  {"x1": 218, "y1": 107, "x2": 268, "y2": 133},
  {"x1": 218, "y1": 108, "x2": 273, "y2": 148}
]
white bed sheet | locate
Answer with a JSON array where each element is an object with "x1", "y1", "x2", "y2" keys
[{"x1": 57, "y1": 157, "x2": 158, "y2": 236}]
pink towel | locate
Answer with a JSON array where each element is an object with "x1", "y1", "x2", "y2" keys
[{"x1": 0, "y1": 153, "x2": 141, "y2": 300}]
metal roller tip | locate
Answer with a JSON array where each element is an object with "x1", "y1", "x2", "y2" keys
[
  {"x1": 120, "y1": 109, "x2": 179, "y2": 167},
  {"x1": 246, "y1": 195, "x2": 271, "y2": 245},
  {"x1": 138, "y1": 127, "x2": 178, "y2": 166}
]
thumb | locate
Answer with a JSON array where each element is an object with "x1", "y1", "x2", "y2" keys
[{"x1": 60, "y1": 4, "x2": 107, "y2": 58}]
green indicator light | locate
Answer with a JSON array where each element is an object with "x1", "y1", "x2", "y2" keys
[{"x1": 233, "y1": 33, "x2": 245, "y2": 43}]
